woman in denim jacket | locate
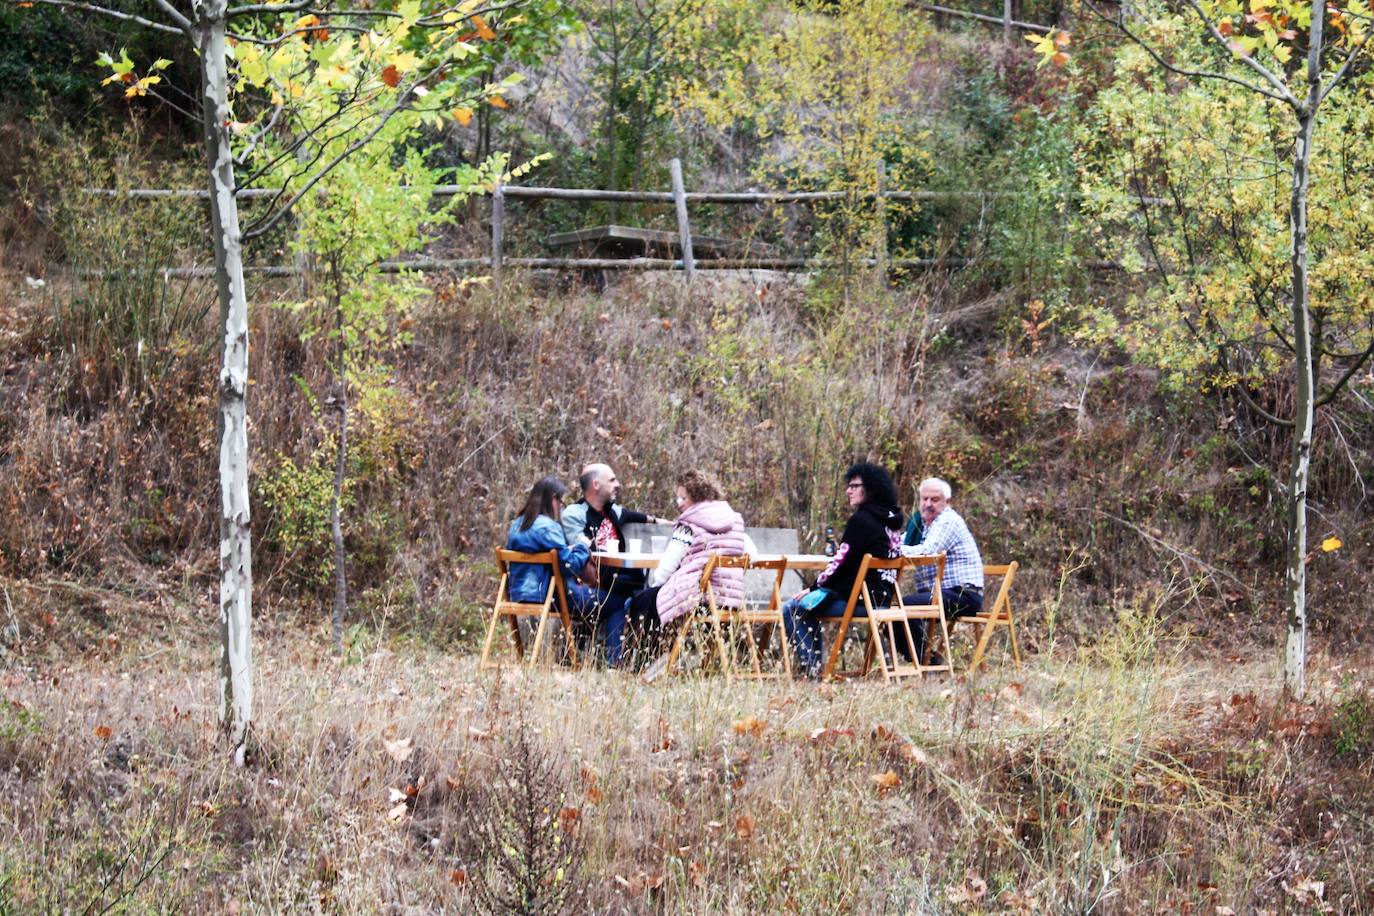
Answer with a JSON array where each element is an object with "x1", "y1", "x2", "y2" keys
[{"x1": 506, "y1": 477, "x2": 595, "y2": 618}]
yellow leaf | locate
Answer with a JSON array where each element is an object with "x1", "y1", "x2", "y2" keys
[
  {"x1": 489, "y1": 94, "x2": 510, "y2": 109},
  {"x1": 452, "y1": 106, "x2": 474, "y2": 126},
  {"x1": 1321, "y1": 536, "x2": 1342, "y2": 552}
]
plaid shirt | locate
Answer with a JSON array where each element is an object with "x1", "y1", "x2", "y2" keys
[{"x1": 902, "y1": 506, "x2": 984, "y2": 592}]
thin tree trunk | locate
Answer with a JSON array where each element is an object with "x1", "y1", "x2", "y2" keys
[
  {"x1": 197, "y1": 0, "x2": 253, "y2": 756},
  {"x1": 1283, "y1": 115, "x2": 1314, "y2": 698},
  {"x1": 330, "y1": 276, "x2": 348, "y2": 654}
]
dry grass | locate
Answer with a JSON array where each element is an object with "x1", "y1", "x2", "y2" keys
[{"x1": 2, "y1": 590, "x2": 1372, "y2": 914}]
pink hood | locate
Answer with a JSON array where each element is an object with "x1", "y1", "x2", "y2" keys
[{"x1": 676, "y1": 500, "x2": 742, "y2": 535}]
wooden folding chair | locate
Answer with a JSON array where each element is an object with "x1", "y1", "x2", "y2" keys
[
  {"x1": 480, "y1": 548, "x2": 579, "y2": 669},
  {"x1": 818, "y1": 563, "x2": 875, "y2": 681},
  {"x1": 702, "y1": 555, "x2": 792, "y2": 681},
  {"x1": 953, "y1": 562, "x2": 1021, "y2": 672},
  {"x1": 854, "y1": 555, "x2": 952, "y2": 682}
]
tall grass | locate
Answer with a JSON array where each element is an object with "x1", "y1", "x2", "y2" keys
[{"x1": 1, "y1": 598, "x2": 1369, "y2": 913}]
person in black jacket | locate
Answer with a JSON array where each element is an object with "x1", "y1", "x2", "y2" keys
[
  {"x1": 560, "y1": 462, "x2": 668, "y2": 666},
  {"x1": 782, "y1": 463, "x2": 904, "y2": 678}
]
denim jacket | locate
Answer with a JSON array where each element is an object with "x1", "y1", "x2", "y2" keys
[{"x1": 505, "y1": 516, "x2": 590, "y2": 603}]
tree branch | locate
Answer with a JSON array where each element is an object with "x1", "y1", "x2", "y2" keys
[
  {"x1": 226, "y1": 0, "x2": 311, "y2": 16},
  {"x1": 241, "y1": 93, "x2": 415, "y2": 240},
  {"x1": 229, "y1": 23, "x2": 370, "y2": 44},
  {"x1": 1233, "y1": 376, "x2": 1295, "y2": 426},
  {"x1": 1315, "y1": 338, "x2": 1374, "y2": 407},
  {"x1": 1318, "y1": 25, "x2": 1374, "y2": 103},
  {"x1": 150, "y1": 0, "x2": 190, "y2": 30},
  {"x1": 1178, "y1": 0, "x2": 1300, "y2": 106},
  {"x1": 1083, "y1": 0, "x2": 1295, "y2": 104},
  {"x1": 7, "y1": 0, "x2": 186, "y2": 33}
]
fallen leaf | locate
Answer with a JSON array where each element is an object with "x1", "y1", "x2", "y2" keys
[
  {"x1": 595, "y1": 426, "x2": 612, "y2": 440},
  {"x1": 1321, "y1": 536, "x2": 1342, "y2": 552},
  {"x1": 386, "y1": 801, "x2": 409, "y2": 822},
  {"x1": 388, "y1": 787, "x2": 408, "y2": 803},
  {"x1": 94, "y1": 725, "x2": 113, "y2": 740},
  {"x1": 898, "y1": 742, "x2": 930, "y2": 765},
  {"x1": 732, "y1": 715, "x2": 766, "y2": 738},
  {"x1": 807, "y1": 726, "x2": 854, "y2": 744},
  {"x1": 871, "y1": 770, "x2": 900, "y2": 796},
  {"x1": 734, "y1": 814, "x2": 756, "y2": 840},
  {"x1": 383, "y1": 736, "x2": 414, "y2": 764},
  {"x1": 559, "y1": 805, "x2": 581, "y2": 834},
  {"x1": 449, "y1": 868, "x2": 468, "y2": 886},
  {"x1": 946, "y1": 869, "x2": 988, "y2": 904}
]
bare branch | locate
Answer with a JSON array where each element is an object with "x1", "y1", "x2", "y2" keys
[
  {"x1": 1315, "y1": 338, "x2": 1374, "y2": 407},
  {"x1": 226, "y1": 0, "x2": 311, "y2": 16},
  {"x1": 7, "y1": 0, "x2": 187, "y2": 33},
  {"x1": 150, "y1": 0, "x2": 190, "y2": 30},
  {"x1": 1232, "y1": 376, "x2": 1295, "y2": 426}
]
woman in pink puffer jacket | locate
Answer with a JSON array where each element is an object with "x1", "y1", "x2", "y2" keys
[{"x1": 621, "y1": 469, "x2": 756, "y2": 666}]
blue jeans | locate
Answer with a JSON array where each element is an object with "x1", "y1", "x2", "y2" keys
[
  {"x1": 783, "y1": 589, "x2": 863, "y2": 677},
  {"x1": 599, "y1": 586, "x2": 642, "y2": 667},
  {"x1": 898, "y1": 586, "x2": 983, "y2": 660}
]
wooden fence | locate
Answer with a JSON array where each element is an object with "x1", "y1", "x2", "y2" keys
[{"x1": 88, "y1": 165, "x2": 1155, "y2": 282}]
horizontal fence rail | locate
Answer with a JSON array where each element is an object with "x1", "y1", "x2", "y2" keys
[
  {"x1": 915, "y1": 2, "x2": 1056, "y2": 33},
  {"x1": 83, "y1": 166, "x2": 1152, "y2": 281},
  {"x1": 77, "y1": 256, "x2": 1128, "y2": 279},
  {"x1": 84, "y1": 185, "x2": 1168, "y2": 206}
]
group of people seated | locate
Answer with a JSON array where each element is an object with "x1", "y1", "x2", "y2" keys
[{"x1": 504, "y1": 459, "x2": 983, "y2": 678}]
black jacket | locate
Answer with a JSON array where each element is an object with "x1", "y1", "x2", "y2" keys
[{"x1": 816, "y1": 501, "x2": 905, "y2": 604}]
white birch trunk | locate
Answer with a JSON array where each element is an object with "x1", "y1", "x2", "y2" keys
[
  {"x1": 196, "y1": 0, "x2": 254, "y2": 752},
  {"x1": 1283, "y1": 1, "x2": 1325, "y2": 699}
]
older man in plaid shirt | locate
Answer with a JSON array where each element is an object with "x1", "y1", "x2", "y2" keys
[{"x1": 898, "y1": 477, "x2": 984, "y2": 660}]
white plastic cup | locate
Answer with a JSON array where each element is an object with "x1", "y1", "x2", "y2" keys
[
  {"x1": 600, "y1": 539, "x2": 619, "y2": 554},
  {"x1": 650, "y1": 535, "x2": 669, "y2": 553},
  {"x1": 626, "y1": 538, "x2": 643, "y2": 553}
]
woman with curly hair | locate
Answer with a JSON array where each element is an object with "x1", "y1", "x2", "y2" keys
[
  {"x1": 618, "y1": 469, "x2": 756, "y2": 669},
  {"x1": 782, "y1": 462, "x2": 905, "y2": 678}
]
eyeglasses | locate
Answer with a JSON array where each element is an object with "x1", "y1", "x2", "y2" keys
[{"x1": 845, "y1": 482, "x2": 864, "y2": 490}]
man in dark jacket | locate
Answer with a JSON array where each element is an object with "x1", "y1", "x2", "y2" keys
[
  {"x1": 560, "y1": 462, "x2": 666, "y2": 665},
  {"x1": 782, "y1": 463, "x2": 904, "y2": 678}
]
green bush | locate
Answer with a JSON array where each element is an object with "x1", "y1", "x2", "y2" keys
[{"x1": 1332, "y1": 686, "x2": 1374, "y2": 760}]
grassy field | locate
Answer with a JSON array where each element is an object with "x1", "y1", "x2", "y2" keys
[{"x1": 2, "y1": 591, "x2": 1371, "y2": 914}]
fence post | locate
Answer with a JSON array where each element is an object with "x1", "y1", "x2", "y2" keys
[
  {"x1": 1003, "y1": 0, "x2": 1012, "y2": 43},
  {"x1": 491, "y1": 179, "x2": 505, "y2": 287},
  {"x1": 875, "y1": 159, "x2": 888, "y2": 285},
  {"x1": 669, "y1": 157, "x2": 696, "y2": 284}
]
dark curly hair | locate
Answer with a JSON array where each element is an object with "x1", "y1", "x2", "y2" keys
[
  {"x1": 844, "y1": 462, "x2": 899, "y2": 509},
  {"x1": 677, "y1": 468, "x2": 724, "y2": 504}
]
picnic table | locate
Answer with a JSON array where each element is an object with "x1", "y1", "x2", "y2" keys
[{"x1": 591, "y1": 551, "x2": 831, "y2": 569}]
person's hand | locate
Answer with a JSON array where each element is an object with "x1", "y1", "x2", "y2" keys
[
  {"x1": 899, "y1": 545, "x2": 920, "y2": 558},
  {"x1": 791, "y1": 589, "x2": 808, "y2": 601}
]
